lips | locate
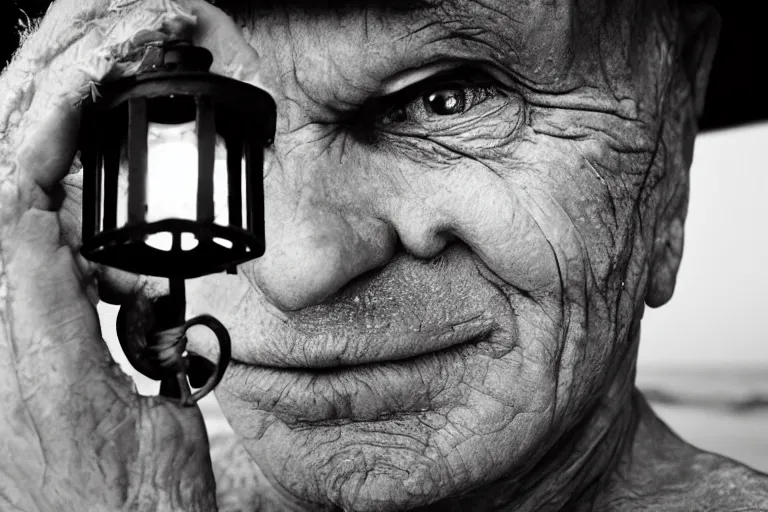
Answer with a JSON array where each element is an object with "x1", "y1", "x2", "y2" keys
[
  {"x1": 235, "y1": 313, "x2": 496, "y2": 369},
  {"x1": 222, "y1": 329, "x2": 511, "y2": 425}
]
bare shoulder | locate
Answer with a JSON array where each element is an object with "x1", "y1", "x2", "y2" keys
[
  {"x1": 604, "y1": 452, "x2": 768, "y2": 511},
  {"x1": 596, "y1": 395, "x2": 768, "y2": 511},
  {"x1": 668, "y1": 451, "x2": 768, "y2": 511},
  {"x1": 206, "y1": 398, "x2": 768, "y2": 512}
]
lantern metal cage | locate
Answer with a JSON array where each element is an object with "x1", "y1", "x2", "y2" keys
[
  {"x1": 78, "y1": 42, "x2": 277, "y2": 280},
  {"x1": 77, "y1": 41, "x2": 277, "y2": 405}
]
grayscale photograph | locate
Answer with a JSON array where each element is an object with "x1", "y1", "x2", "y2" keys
[{"x1": 0, "y1": 0, "x2": 766, "y2": 510}]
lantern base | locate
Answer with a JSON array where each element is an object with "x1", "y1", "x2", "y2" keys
[{"x1": 81, "y1": 219, "x2": 264, "y2": 279}]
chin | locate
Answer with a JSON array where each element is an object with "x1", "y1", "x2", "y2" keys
[{"x1": 218, "y1": 360, "x2": 561, "y2": 512}]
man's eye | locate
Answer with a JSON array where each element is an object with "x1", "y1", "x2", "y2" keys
[{"x1": 380, "y1": 85, "x2": 497, "y2": 125}]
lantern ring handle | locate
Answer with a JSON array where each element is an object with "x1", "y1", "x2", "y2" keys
[{"x1": 179, "y1": 314, "x2": 231, "y2": 407}]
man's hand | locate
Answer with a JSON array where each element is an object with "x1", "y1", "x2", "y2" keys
[{"x1": 0, "y1": 0, "x2": 264, "y2": 509}]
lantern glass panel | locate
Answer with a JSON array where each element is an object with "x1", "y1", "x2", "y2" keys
[{"x1": 103, "y1": 120, "x2": 248, "y2": 251}]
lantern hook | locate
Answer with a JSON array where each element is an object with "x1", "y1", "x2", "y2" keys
[{"x1": 117, "y1": 278, "x2": 231, "y2": 407}]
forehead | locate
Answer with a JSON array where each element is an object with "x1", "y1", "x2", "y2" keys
[
  {"x1": 217, "y1": 0, "x2": 592, "y2": 73},
  {"x1": 212, "y1": 0, "x2": 658, "y2": 118}
]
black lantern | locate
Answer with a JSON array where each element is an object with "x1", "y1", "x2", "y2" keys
[{"x1": 79, "y1": 41, "x2": 276, "y2": 405}]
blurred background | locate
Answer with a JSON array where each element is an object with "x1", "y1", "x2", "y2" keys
[
  {"x1": 635, "y1": 121, "x2": 768, "y2": 473},
  {"x1": 98, "y1": 120, "x2": 768, "y2": 474}
]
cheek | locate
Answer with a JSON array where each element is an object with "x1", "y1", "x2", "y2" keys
[
  {"x1": 472, "y1": 135, "x2": 647, "y2": 310},
  {"x1": 501, "y1": 136, "x2": 651, "y2": 413},
  {"x1": 372, "y1": 155, "x2": 562, "y2": 296},
  {"x1": 393, "y1": 136, "x2": 649, "y2": 405}
]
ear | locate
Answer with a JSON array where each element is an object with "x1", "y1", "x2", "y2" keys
[
  {"x1": 645, "y1": 211, "x2": 685, "y2": 308},
  {"x1": 644, "y1": 3, "x2": 719, "y2": 308}
]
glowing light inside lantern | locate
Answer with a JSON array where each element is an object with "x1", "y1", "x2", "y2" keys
[{"x1": 112, "y1": 121, "x2": 247, "y2": 252}]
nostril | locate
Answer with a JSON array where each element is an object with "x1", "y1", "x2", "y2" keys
[
  {"x1": 240, "y1": 207, "x2": 398, "y2": 312},
  {"x1": 392, "y1": 235, "x2": 407, "y2": 256},
  {"x1": 439, "y1": 230, "x2": 460, "y2": 245}
]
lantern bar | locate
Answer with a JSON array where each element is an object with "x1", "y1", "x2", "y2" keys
[
  {"x1": 225, "y1": 134, "x2": 243, "y2": 232},
  {"x1": 103, "y1": 128, "x2": 121, "y2": 231},
  {"x1": 196, "y1": 97, "x2": 216, "y2": 227},
  {"x1": 245, "y1": 137, "x2": 265, "y2": 244},
  {"x1": 80, "y1": 122, "x2": 101, "y2": 239},
  {"x1": 128, "y1": 98, "x2": 149, "y2": 226}
]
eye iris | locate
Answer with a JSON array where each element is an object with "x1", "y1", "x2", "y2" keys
[{"x1": 424, "y1": 89, "x2": 466, "y2": 115}]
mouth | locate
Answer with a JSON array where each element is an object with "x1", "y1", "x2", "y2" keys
[
  {"x1": 230, "y1": 312, "x2": 498, "y2": 370},
  {"x1": 235, "y1": 327, "x2": 498, "y2": 372},
  {"x1": 222, "y1": 328, "x2": 513, "y2": 426}
]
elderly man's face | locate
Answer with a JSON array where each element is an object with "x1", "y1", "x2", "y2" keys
[{"x1": 188, "y1": 0, "x2": 706, "y2": 509}]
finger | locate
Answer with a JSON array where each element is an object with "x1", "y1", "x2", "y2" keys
[
  {"x1": 2, "y1": 208, "x2": 134, "y2": 418},
  {"x1": 13, "y1": 103, "x2": 84, "y2": 212},
  {"x1": 188, "y1": 0, "x2": 277, "y2": 93}
]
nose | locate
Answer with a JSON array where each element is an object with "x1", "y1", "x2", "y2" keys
[
  {"x1": 245, "y1": 187, "x2": 394, "y2": 311},
  {"x1": 243, "y1": 143, "x2": 452, "y2": 312},
  {"x1": 187, "y1": 0, "x2": 454, "y2": 312}
]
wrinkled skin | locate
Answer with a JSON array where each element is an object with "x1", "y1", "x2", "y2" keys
[{"x1": 2, "y1": 0, "x2": 768, "y2": 511}]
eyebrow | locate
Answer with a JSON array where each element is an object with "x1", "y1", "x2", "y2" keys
[{"x1": 209, "y1": 0, "x2": 439, "y2": 19}]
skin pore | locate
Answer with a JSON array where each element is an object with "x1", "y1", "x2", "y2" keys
[{"x1": 1, "y1": 0, "x2": 766, "y2": 510}]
